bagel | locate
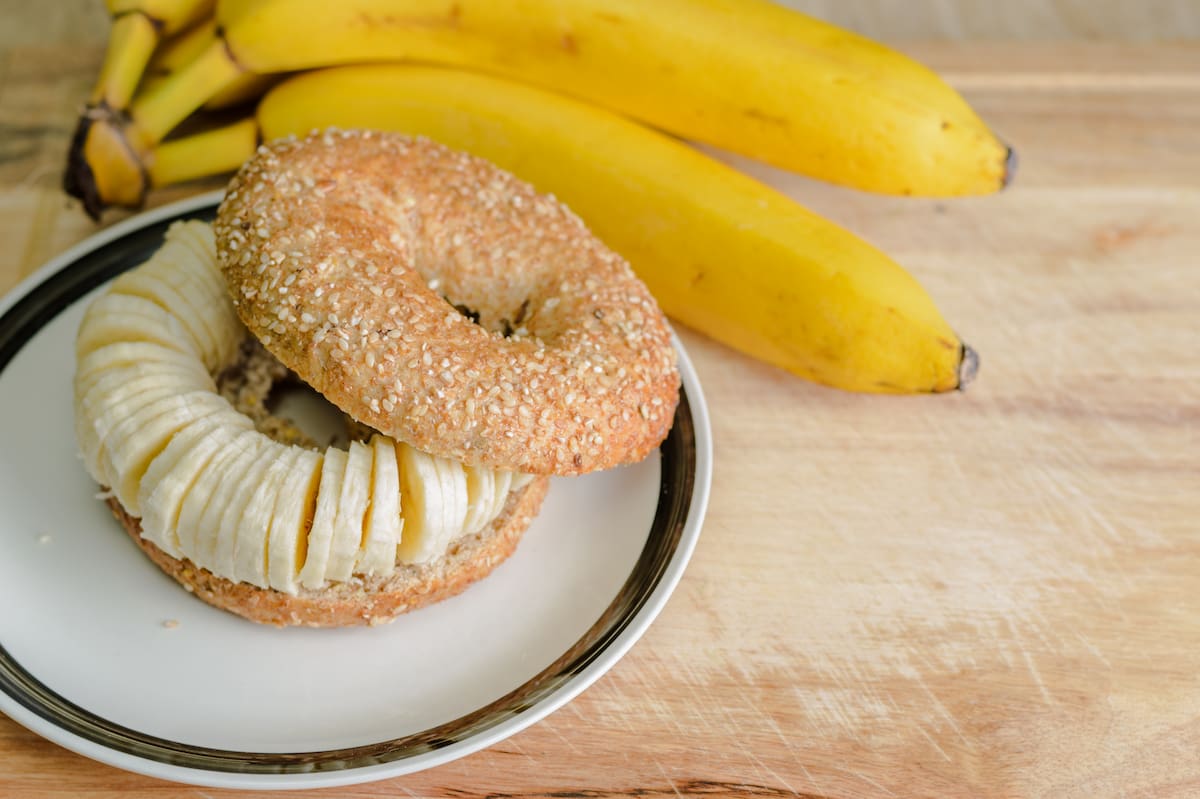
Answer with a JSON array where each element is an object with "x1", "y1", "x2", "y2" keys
[
  {"x1": 214, "y1": 129, "x2": 680, "y2": 476},
  {"x1": 75, "y1": 131, "x2": 680, "y2": 627},
  {"x1": 73, "y1": 220, "x2": 549, "y2": 626}
]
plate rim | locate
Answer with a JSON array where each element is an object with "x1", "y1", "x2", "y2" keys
[{"x1": 0, "y1": 192, "x2": 713, "y2": 789}]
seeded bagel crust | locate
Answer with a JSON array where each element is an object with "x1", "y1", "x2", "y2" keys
[
  {"x1": 214, "y1": 130, "x2": 680, "y2": 477},
  {"x1": 107, "y1": 475, "x2": 549, "y2": 628}
]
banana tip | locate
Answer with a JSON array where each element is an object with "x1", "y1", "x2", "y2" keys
[
  {"x1": 1001, "y1": 145, "x2": 1018, "y2": 190},
  {"x1": 956, "y1": 343, "x2": 980, "y2": 390}
]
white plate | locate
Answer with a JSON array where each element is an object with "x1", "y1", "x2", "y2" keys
[{"x1": 0, "y1": 193, "x2": 711, "y2": 789}]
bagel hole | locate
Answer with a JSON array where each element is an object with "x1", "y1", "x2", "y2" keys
[
  {"x1": 447, "y1": 296, "x2": 532, "y2": 339},
  {"x1": 218, "y1": 336, "x2": 376, "y2": 450},
  {"x1": 266, "y1": 379, "x2": 356, "y2": 449}
]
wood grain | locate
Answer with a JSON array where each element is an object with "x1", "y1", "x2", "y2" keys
[{"x1": 2, "y1": 40, "x2": 1200, "y2": 799}]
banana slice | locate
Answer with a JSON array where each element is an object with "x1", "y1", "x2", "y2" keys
[
  {"x1": 77, "y1": 364, "x2": 213, "y2": 421},
  {"x1": 75, "y1": 292, "x2": 200, "y2": 360},
  {"x1": 75, "y1": 369, "x2": 206, "y2": 483},
  {"x1": 267, "y1": 447, "x2": 323, "y2": 595},
  {"x1": 325, "y1": 439, "x2": 373, "y2": 583},
  {"x1": 109, "y1": 268, "x2": 224, "y2": 371},
  {"x1": 461, "y1": 462, "x2": 496, "y2": 535},
  {"x1": 358, "y1": 435, "x2": 402, "y2": 578},
  {"x1": 433, "y1": 455, "x2": 469, "y2": 549},
  {"x1": 101, "y1": 391, "x2": 232, "y2": 516},
  {"x1": 174, "y1": 428, "x2": 262, "y2": 562},
  {"x1": 75, "y1": 358, "x2": 213, "y2": 405},
  {"x1": 138, "y1": 411, "x2": 254, "y2": 557},
  {"x1": 136, "y1": 231, "x2": 233, "y2": 318},
  {"x1": 396, "y1": 443, "x2": 468, "y2": 564},
  {"x1": 194, "y1": 437, "x2": 273, "y2": 575},
  {"x1": 395, "y1": 443, "x2": 442, "y2": 564},
  {"x1": 210, "y1": 442, "x2": 285, "y2": 579},
  {"x1": 298, "y1": 446, "x2": 348, "y2": 590},
  {"x1": 231, "y1": 442, "x2": 295, "y2": 589},
  {"x1": 167, "y1": 220, "x2": 219, "y2": 267},
  {"x1": 487, "y1": 468, "x2": 514, "y2": 531},
  {"x1": 150, "y1": 225, "x2": 245, "y2": 366},
  {"x1": 76, "y1": 341, "x2": 208, "y2": 389}
]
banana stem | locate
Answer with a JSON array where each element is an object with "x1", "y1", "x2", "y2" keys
[{"x1": 147, "y1": 118, "x2": 260, "y2": 187}]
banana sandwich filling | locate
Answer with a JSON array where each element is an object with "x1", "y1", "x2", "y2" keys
[{"x1": 74, "y1": 220, "x2": 530, "y2": 595}]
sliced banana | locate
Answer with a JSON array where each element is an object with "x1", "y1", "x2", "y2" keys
[
  {"x1": 151, "y1": 224, "x2": 245, "y2": 366},
  {"x1": 138, "y1": 412, "x2": 254, "y2": 557},
  {"x1": 75, "y1": 341, "x2": 209, "y2": 389},
  {"x1": 210, "y1": 442, "x2": 285, "y2": 579},
  {"x1": 174, "y1": 428, "x2": 262, "y2": 562},
  {"x1": 487, "y1": 469, "x2": 514, "y2": 532},
  {"x1": 358, "y1": 434, "x2": 402, "y2": 577},
  {"x1": 109, "y1": 269, "x2": 224, "y2": 371},
  {"x1": 267, "y1": 447, "x2": 323, "y2": 595},
  {"x1": 76, "y1": 370, "x2": 201, "y2": 483},
  {"x1": 394, "y1": 443, "x2": 441, "y2": 564},
  {"x1": 325, "y1": 439, "x2": 373, "y2": 583},
  {"x1": 396, "y1": 443, "x2": 468, "y2": 564},
  {"x1": 193, "y1": 437, "x2": 272, "y2": 575},
  {"x1": 167, "y1": 220, "x2": 219, "y2": 267},
  {"x1": 433, "y1": 455, "x2": 469, "y2": 549},
  {"x1": 231, "y1": 442, "x2": 295, "y2": 589},
  {"x1": 461, "y1": 462, "x2": 496, "y2": 535},
  {"x1": 75, "y1": 292, "x2": 200, "y2": 360},
  {"x1": 298, "y1": 446, "x2": 348, "y2": 590},
  {"x1": 101, "y1": 391, "x2": 233, "y2": 516},
  {"x1": 75, "y1": 358, "x2": 213, "y2": 405}
]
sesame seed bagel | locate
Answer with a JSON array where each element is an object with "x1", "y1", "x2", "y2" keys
[
  {"x1": 106, "y1": 475, "x2": 549, "y2": 628},
  {"x1": 214, "y1": 130, "x2": 680, "y2": 476}
]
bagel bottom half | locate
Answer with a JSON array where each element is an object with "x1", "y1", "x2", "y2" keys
[{"x1": 104, "y1": 476, "x2": 549, "y2": 628}]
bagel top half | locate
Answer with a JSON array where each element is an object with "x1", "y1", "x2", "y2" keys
[{"x1": 214, "y1": 129, "x2": 680, "y2": 477}]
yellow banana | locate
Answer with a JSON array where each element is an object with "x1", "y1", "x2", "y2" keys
[
  {"x1": 66, "y1": 0, "x2": 1012, "y2": 217},
  {"x1": 90, "y1": 12, "x2": 158, "y2": 110},
  {"x1": 67, "y1": 0, "x2": 217, "y2": 215},
  {"x1": 170, "y1": 65, "x2": 968, "y2": 393},
  {"x1": 145, "y1": 118, "x2": 259, "y2": 188},
  {"x1": 91, "y1": 0, "x2": 215, "y2": 110}
]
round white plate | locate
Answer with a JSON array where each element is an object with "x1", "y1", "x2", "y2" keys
[{"x1": 0, "y1": 193, "x2": 711, "y2": 789}]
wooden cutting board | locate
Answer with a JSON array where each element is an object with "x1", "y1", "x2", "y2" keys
[{"x1": 1, "y1": 41, "x2": 1198, "y2": 798}]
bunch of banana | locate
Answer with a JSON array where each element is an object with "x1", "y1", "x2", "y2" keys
[
  {"x1": 66, "y1": 0, "x2": 1008, "y2": 393},
  {"x1": 66, "y1": 0, "x2": 214, "y2": 209},
  {"x1": 75, "y1": 221, "x2": 526, "y2": 594}
]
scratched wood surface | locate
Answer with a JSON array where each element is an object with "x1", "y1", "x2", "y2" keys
[{"x1": 3, "y1": 39, "x2": 1200, "y2": 799}]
